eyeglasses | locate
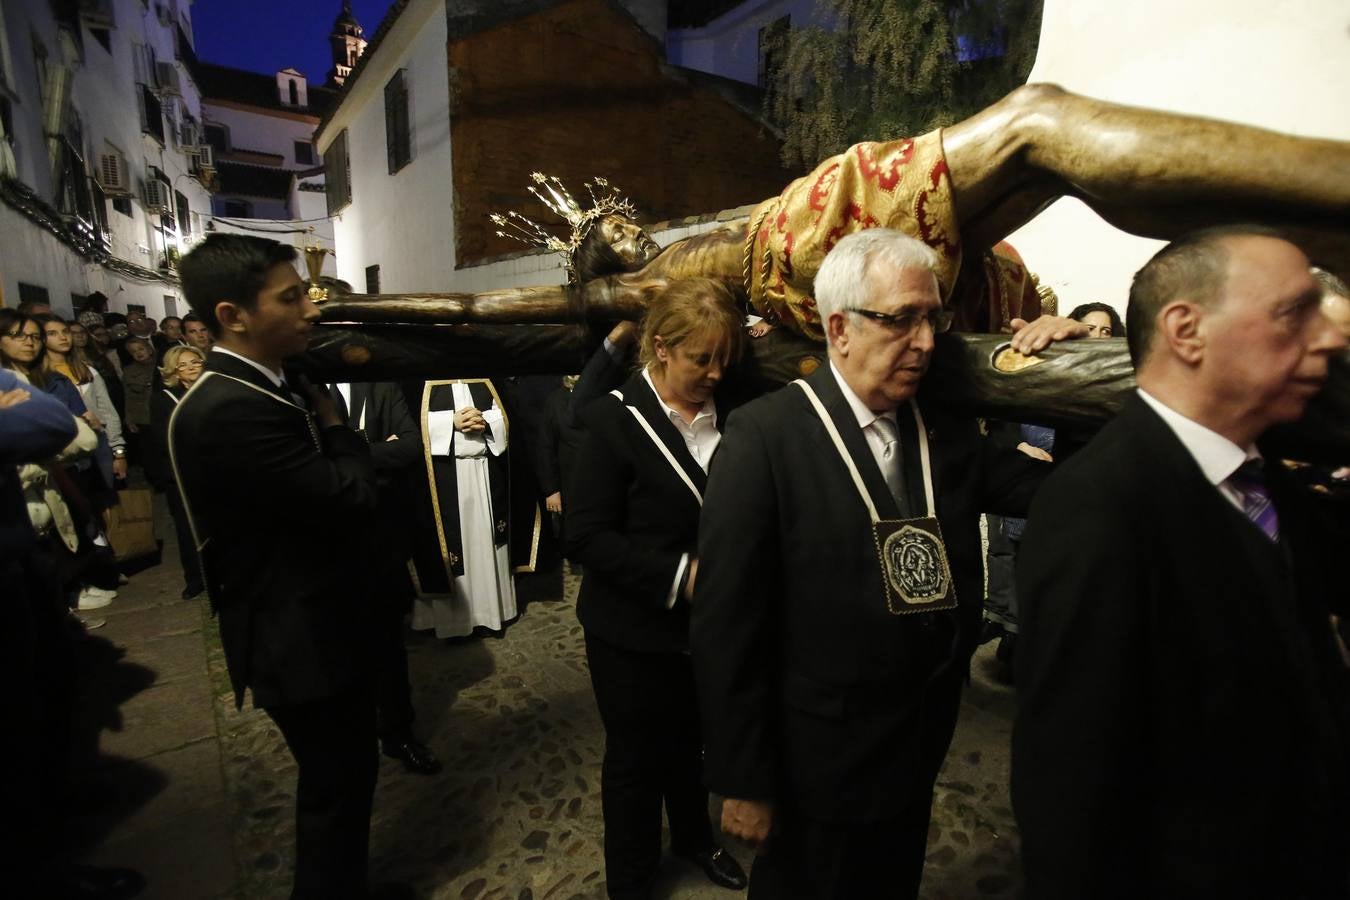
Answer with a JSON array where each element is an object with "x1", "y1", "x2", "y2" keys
[
  {"x1": 176, "y1": 359, "x2": 204, "y2": 370},
  {"x1": 4, "y1": 331, "x2": 42, "y2": 343},
  {"x1": 845, "y1": 307, "x2": 954, "y2": 335}
]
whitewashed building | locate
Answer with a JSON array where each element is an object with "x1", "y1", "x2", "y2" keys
[
  {"x1": 196, "y1": 62, "x2": 337, "y2": 221},
  {"x1": 316, "y1": 0, "x2": 455, "y2": 295},
  {"x1": 187, "y1": 4, "x2": 363, "y2": 278},
  {"x1": 0, "y1": 0, "x2": 215, "y2": 319},
  {"x1": 314, "y1": 0, "x2": 790, "y2": 297}
]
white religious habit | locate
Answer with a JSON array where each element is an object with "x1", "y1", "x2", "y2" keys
[{"x1": 412, "y1": 382, "x2": 517, "y2": 637}]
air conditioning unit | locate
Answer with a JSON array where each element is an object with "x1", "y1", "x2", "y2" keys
[
  {"x1": 143, "y1": 179, "x2": 170, "y2": 213},
  {"x1": 179, "y1": 120, "x2": 200, "y2": 147},
  {"x1": 156, "y1": 63, "x2": 181, "y2": 96},
  {"x1": 95, "y1": 153, "x2": 129, "y2": 195},
  {"x1": 192, "y1": 145, "x2": 215, "y2": 171},
  {"x1": 79, "y1": 0, "x2": 116, "y2": 28}
]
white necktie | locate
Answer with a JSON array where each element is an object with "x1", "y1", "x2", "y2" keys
[{"x1": 872, "y1": 415, "x2": 904, "y2": 505}]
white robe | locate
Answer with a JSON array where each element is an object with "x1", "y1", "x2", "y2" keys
[{"x1": 412, "y1": 382, "x2": 517, "y2": 638}]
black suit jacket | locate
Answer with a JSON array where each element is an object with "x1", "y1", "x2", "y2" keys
[
  {"x1": 146, "y1": 384, "x2": 184, "y2": 491},
  {"x1": 341, "y1": 382, "x2": 420, "y2": 609},
  {"x1": 536, "y1": 385, "x2": 586, "y2": 499},
  {"x1": 1012, "y1": 395, "x2": 1350, "y2": 899},
  {"x1": 691, "y1": 364, "x2": 1046, "y2": 823},
  {"x1": 566, "y1": 372, "x2": 724, "y2": 654},
  {"x1": 169, "y1": 353, "x2": 380, "y2": 709}
]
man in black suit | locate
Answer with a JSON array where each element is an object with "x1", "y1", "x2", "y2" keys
[
  {"x1": 330, "y1": 379, "x2": 441, "y2": 775},
  {"x1": 691, "y1": 229, "x2": 1055, "y2": 898},
  {"x1": 1012, "y1": 227, "x2": 1350, "y2": 898},
  {"x1": 170, "y1": 234, "x2": 398, "y2": 899}
]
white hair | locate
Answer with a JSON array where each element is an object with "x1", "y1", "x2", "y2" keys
[{"x1": 813, "y1": 229, "x2": 940, "y2": 320}]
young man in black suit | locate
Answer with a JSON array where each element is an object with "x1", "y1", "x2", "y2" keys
[
  {"x1": 690, "y1": 229, "x2": 1058, "y2": 899},
  {"x1": 170, "y1": 234, "x2": 405, "y2": 899},
  {"x1": 1013, "y1": 228, "x2": 1350, "y2": 898}
]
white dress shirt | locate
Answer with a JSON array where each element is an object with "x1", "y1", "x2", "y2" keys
[
  {"x1": 211, "y1": 346, "x2": 285, "y2": 390},
  {"x1": 829, "y1": 361, "x2": 900, "y2": 475},
  {"x1": 1137, "y1": 388, "x2": 1260, "y2": 513},
  {"x1": 641, "y1": 368, "x2": 721, "y2": 472},
  {"x1": 640, "y1": 369, "x2": 720, "y2": 611}
]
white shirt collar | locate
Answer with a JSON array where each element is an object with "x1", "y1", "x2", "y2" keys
[
  {"x1": 641, "y1": 368, "x2": 717, "y2": 426},
  {"x1": 829, "y1": 360, "x2": 897, "y2": 431},
  {"x1": 1136, "y1": 388, "x2": 1259, "y2": 487},
  {"x1": 211, "y1": 346, "x2": 284, "y2": 389}
]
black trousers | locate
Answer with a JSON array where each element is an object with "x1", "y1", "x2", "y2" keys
[
  {"x1": 748, "y1": 663, "x2": 967, "y2": 900},
  {"x1": 264, "y1": 688, "x2": 379, "y2": 900},
  {"x1": 585, "y1": 633, "x2": 713, "y2": 900},
  {"x1": 164, "y1": 483, "x2": 202, "y2": 595},
  {"x1": 747, "y1": 806, "x2": 931, "y2": 900},
  {"x1": 374, "y1": 611, "x2": 415, "y2": 742}
]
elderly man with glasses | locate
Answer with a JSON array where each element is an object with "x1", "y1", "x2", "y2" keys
[{"x1": 690, "y1": 229, "x2": 1064, "y2": 900}]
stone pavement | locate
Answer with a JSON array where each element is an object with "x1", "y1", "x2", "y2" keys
[{"x1": 71, "y1": 496, "x2": 1023, "y2": 899}]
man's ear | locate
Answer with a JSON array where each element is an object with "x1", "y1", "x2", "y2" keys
[
  {"x1": 214, "y1": 301, "x2": 247, "y2": 335},
  {"x1": 826, "y1": 311, "x2": 850, "y2": 355},
  {"x1": 1157, "y1": 300, "x2": 1205, "y2": 365}
]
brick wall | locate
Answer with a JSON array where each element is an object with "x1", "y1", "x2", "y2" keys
[{"x1": 449, "y1": 0, "x2": 796, "y2": 268}]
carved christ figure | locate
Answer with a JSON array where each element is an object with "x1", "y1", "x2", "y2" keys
[
  {"x1": 306, "y1": 85, "x2": 1350, "y2": 460},
  {"x1": 320, "y1": 84, "x2": 1350, "y2": 340}
]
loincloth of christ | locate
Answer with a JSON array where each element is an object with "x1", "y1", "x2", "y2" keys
[{"x1": 744, "y1": 130, "x2": 963, "y2": 342}]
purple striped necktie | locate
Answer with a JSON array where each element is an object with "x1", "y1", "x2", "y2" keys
[{"x1": 1227, "y1": 459, "x2": 1279, "y2": 542}]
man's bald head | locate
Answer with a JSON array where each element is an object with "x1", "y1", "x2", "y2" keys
[
  {"x1": 1128, "y1": 228, "x2": 1346, "y2": 446},
  {"x1": 1126, "y1": 225, "x2": 1282, "y2": 369}
]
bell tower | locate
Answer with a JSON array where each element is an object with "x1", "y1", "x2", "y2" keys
[{"x1": 327, "y1": 1, "x2": 367, "y2": 87}]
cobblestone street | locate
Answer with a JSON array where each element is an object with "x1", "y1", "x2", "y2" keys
[{"x1": 70, "y1": 497, "x2": 1023, "y2": 899}]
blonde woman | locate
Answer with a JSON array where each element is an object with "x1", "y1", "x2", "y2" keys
[
  {"x1": 566, "y1": 278, "x2": 749, "y2": 898},
  {"x1": 151, "y1": 345, "x2": 206, "y2": 599}
]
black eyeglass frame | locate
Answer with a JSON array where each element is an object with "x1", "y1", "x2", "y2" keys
[{"x1": 844, "y1": 306, "x2": 954, "y2": 335}]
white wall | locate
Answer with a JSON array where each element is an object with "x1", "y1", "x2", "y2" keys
[
  {"x1": 201, "y1": 101, "x2": 317, "y2": 167},
  {"x1": 665, "y1": 0, "x2": 819, "y2": 86},
  {"x1": 1007, "y1": 0, "x2": 1350, "y2": 316},
  {"x1": 326, "y1": 0, "x2": 454, "y2": 294}
]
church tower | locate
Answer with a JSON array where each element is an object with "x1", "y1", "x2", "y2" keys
[{"x1": 327, "y1": 1, "x2": 367, "y2": 87}]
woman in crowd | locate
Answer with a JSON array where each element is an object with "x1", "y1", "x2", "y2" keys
[
  {"x1": 38, "y1": 314, "x2": 127, "y2": 491},
  {"x1": 566, "y1": 278, "x2": 749, "y2": 900},
  {"x1": 1066, "y1": 302, "x2": 1125, "y2": 340},
  {"x1": 71, "y1": 314, "x2": 125, "y2": 419},
  {"x1": 0, "y1": 309, "x2": 119, "y2": 611},
  {"x1": 150, "y1": 345, "x2": 206, "y2": 600},
  {"x1": 120, "y1": 337, "x2": 155, "y2": 464}
]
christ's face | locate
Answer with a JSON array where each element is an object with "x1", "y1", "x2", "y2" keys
[{"x1": 598, "y1": 215, "x2": 660, "y2": 268}]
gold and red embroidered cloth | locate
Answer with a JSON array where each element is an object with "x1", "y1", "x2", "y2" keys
[{"x1": 746, "y1": 131, "x2": 961, "y2": 341}]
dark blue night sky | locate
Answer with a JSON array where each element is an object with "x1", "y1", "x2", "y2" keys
[{"x1": 192, "y1": 0, "x2": 397, "y2": 83}]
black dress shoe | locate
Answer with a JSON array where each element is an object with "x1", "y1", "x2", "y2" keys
[
  {"x1": 58, "y1": 864, "x2": 146, "y2": 899},
  {"x1": 382, "y1": 738, "x2": 442, "y2": 775},
  {"x1": 679, "y1": 846, "x2": 747, "y2": 891}
]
